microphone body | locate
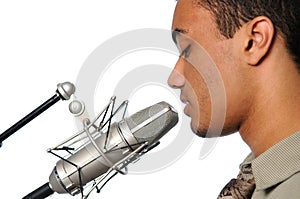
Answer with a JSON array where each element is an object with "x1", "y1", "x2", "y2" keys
[
  {"x1": 49, "y1": 121, "x2": 139, "y2": 195},
  {"x1": 23, "y1": 101, "x2": 178, "y2": 198}
]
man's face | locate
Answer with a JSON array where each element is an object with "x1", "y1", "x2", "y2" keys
[{"x1": 169, "y1": 0, "x2": 249, "y2": 137}]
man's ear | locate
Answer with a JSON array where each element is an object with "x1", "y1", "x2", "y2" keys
[{"x1": 243, "y1": 16, "x2": 275, "y2": 66}]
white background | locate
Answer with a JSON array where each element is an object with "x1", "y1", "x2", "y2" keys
[{"x1": 0, "y1": 1, "x2": 250, "y2": 198}]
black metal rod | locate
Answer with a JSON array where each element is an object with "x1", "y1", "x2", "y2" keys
[
  {"x1": 0, "y1": 94, "x2": 61, "y2": 147},
  {"x1": 22, "y1": 182, "x2": 54, "y2": 199}
]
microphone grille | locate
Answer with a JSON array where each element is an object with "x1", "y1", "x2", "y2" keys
[{"x1": 125, "y1": 102, "x2": 178, "y2": 145}]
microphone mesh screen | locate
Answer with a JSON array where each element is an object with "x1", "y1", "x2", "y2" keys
[{"x1": 125, "y1": 102, "x2": 178, "y2": 145}]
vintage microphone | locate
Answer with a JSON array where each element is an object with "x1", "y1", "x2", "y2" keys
[
  {"x1": 23, "y1": 98, "x2": 179, "y2": 199},
  {"x1": 0, "y1": 82, "x2": 75, "y2": 148}
]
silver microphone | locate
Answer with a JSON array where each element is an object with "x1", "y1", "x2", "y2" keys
[{"x1": 23, "y1": 100, "x2": 178, "y2": 199}]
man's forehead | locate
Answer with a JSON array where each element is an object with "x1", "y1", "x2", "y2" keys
[
  {"x1": 176, "y1": 0, "x2": 203, "y2": 7},
  {"x1": 172, "y1": 1, "x2": 196, "y2": 32},
  {"x1": 172, "y1": 0, "x2": 208, "y2": 27}
]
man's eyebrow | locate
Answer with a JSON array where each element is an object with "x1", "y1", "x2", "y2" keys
[{"x1": 172, "y1": 28, "x2": 189, "y2": 44}]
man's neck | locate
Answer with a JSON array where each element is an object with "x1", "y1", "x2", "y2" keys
[{"x1": 239, "y1": 61, "x2": 300, "y2": 157}]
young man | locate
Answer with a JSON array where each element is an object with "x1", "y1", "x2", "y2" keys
[{"x1": 168, "y1": 0, "x2": 300, "y2": 198}]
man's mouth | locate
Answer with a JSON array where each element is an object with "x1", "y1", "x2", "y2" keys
[
  {"x1": 181, "y1": 97, "x2": 191, "y2": 115},
  {"x1": 182, "y1": 99, "x2": 189, "y2": 104}
]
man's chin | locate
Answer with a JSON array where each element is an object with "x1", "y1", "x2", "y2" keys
[
  {"x1": 191, "y1": 121, "x2": 236, "y2": 138},
  {"x1": 190, "y1": 122, "x2": 209, "y2": 138}
]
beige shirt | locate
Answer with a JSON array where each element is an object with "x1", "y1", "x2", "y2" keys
[{"x1": 240, "y1": 131, "x2": 300, "y2": 199}]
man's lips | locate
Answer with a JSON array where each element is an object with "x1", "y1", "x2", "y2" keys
[
  {"x1": 181, "y1": 96, "x2": 191, "y2": 115},
  {"x1": 180, "y1": 95, "x2": 190, "y2": 105}
]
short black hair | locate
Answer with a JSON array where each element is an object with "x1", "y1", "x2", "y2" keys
[{"x1": 195, "y1": 0, "x2": 300, "y2": 70}]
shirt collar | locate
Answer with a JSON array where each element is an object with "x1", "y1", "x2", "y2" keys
[{"x1": 240, "y1": 131, "x2": 300, "y2": 190}]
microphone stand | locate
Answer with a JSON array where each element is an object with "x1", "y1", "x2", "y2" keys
[{"x1": 0, "y1": 82, "x2": 75, "y2": 148}]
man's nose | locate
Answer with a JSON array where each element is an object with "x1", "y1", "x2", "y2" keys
[{"x1": 168, "y1": 58, "x2": 185, "y2": 89}]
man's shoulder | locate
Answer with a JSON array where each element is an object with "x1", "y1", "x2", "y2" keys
[
  {"x1": 253, "y1": 171, "x2": 300, "y2": 199},
  {"x1": 273, "y1": 171, "x2": 300, "y2": 196}
]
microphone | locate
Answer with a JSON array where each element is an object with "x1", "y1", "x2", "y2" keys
[{"x1": 23, "y1": 99, "x2": 178, "y2": 199}]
